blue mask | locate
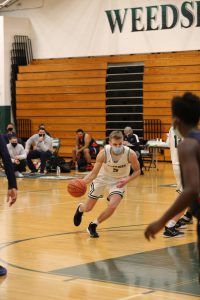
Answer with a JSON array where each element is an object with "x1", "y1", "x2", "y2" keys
[{"x1": 112, "y1": 146, "x2": 123, "y2": 155}]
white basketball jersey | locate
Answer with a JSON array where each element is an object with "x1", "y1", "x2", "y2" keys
[
  {"x1": 166, "y1": 127, "x2": 182, "y2": 165},
  {"x1": 98, "y1": 145, "x2": 131, "y2": 178}
]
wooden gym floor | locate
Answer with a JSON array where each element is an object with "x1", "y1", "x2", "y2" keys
[{"x1": 0, "y1": 162, "x2": 199, "y2": 300}]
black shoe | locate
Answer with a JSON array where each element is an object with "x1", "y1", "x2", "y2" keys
[
  {"x1": 140, "y1": 169, "x2": 144, "y2": 175},
  {"x1": 180, "y1": 215, "x2": 193, "y2": 224},
  {"x1": 163, "y1": 226, "x2": 184, "y2": 238},
  {"x1": 73, "y1": 204, "x2": 83, "y2": 226},
  {"x1": 0, "y1": 266, "x2": 7, "y2": 276},
  {"x1": 29, "y1": 170, "x2": 37, "y2": 175},
  {"x1": 87, "y1": 222, "x2": 99, "y2": 238},
  {"x1": 175, "y1": 219, "x2": 187, "y2": 229}
]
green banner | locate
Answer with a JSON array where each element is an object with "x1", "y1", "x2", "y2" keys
[{"x1": 0, "y1": 106, "x2": 11, "y2": 134}]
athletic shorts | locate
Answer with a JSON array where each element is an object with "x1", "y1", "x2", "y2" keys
[
  {"x1": 88, "y1": 175, "x2": 125, "y2": 200},
  {"x1": 89, "y1": 146, "x2": 99, "y2": 156}
]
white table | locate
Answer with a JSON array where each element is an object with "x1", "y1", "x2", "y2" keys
[{"x1": 145, "y1": 140, "x2": 169, "y2": 170}]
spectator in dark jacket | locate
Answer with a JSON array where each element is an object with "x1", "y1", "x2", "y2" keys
[{"x1": 123, "y1": 126, "x2": 144, "y2": 175}]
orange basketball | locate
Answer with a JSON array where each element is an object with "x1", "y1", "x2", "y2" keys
[{"x1": 67, "y1": 179, "x2": 87, "y2": 197}]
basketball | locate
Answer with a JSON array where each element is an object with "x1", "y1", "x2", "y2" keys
[{"x1": 67, "y1": 179, "x2": 87, "y2": 197}]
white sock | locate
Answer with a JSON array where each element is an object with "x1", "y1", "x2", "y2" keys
[
  {"x1": 92, "y1": 220, "x2": 99, "y2": 225},
  {"x1": 78, "y1": 203, "x2": 83, "y2": 213},
  {"x1": 166, "y1": 220, "x2": 176, "y2": 228}
]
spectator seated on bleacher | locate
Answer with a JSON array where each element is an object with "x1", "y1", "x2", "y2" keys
[
  {"x1": 7, "y1": 136, "x2": 27, "y2": 178},
  {"x1": 71, "y1": 128, "x2": 100, "y2": 171},
  {"x1": 38, "y1": 123, "x2": 51, "y2": 137},
  {"x1": 25, "y1": 128, "x2": 53, "y2": 174},
  {"x1": 123, "y1": 126, "x2": 144, "y2": 175}
]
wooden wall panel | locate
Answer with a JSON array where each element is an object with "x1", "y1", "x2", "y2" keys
[{"x1": 16, "y1": 50, "x2": 200, "y2": 158}]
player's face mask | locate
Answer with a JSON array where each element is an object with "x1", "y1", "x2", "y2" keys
[
  {"x1": 11, "y1": 142, "x2": 17, "y2": 147},
  {"x1": 112, "y1": 145, "x2": 123, "y2": 155}
]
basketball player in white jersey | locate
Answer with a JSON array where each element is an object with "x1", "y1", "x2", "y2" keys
[
  {"x1": 73, "y1": 130, "x2": 140, "y2": 238},
  {"x1": 163, "y1": 127, "x2": 193, "y2": 237}
]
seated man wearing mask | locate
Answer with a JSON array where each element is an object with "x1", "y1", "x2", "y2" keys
[
  {"x1": 7, "y1": 136, "x2": 27, "y2": 178},
  {"x1": 25, "y1": 128, "x2": 53, "y2": 174}
]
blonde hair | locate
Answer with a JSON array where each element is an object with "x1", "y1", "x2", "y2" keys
[{"x1": 109, "y1": 130, "x2": 123, "y2": 141}]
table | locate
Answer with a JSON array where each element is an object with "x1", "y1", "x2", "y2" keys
[{"x1": 144, "y1": 140, "x2": 169, "y2": 170}]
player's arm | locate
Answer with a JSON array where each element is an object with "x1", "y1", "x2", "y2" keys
[
  {"x1": 75, "y1": 135, "x2": 79, "y2": 151},
  {"x1": 145, "y1": 139, "x2": 199, "y2": 240},
  {"x1": 83, "y1": 149, "x2": 105, "y2": 184},
  {"x1": 117, "y1": 149, "x2": 140, "y2": 188},
  {"x1": 77, "y1": 133, "x2": 91, "y2": 152}
]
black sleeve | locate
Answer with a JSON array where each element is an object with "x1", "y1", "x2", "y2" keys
[
  {"x1": 128, "y1": 135, "x2": 140, "y2": 152},
  {"x1": 0, "y1": 135, "x2": 17, "y2": 189}
]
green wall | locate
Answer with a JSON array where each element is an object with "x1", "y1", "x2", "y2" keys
[{"x1": 0, "y1": 106, "x2": 11, "y2": 133}]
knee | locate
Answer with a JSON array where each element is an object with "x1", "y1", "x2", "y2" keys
[
  {"x1": 84, "y1": 205, "x2": 93, "y2": 213},
  {"x1": 83, "y1": 148, "x2": 89, "y2": 155}
]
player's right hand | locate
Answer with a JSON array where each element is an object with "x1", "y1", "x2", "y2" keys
[{"x1": 144, "y1": 220, "x2": 165, "y2": 241}]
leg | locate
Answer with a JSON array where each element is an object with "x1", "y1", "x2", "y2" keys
[
  {"x1": 73, "y1": 198, "x2": 97, "y2": 226},
  {"x1": 18, "y1": 159, "x2": 27, "y2": 172},
  {"x1": 80, "y1": 198, "x2": 98, "y2": 213},
  {"x1": 27, "y1": 150, "x2": 41, "y2": 172},
  {"x1": 73, "y1": 180, "x2": 106, "y2": 227},
  {"x1": 72, "y1": 148, "x2": 77, "y2": 162},
  {"x1": 87, "y1": 193, "x2": 122, "y2": 238},
  {"x1": 83, "y1": 148, "x2": 91, "y2": 163},
  {"x1": 172, "y1": 164, "x2": 183, "y2": 192},
  {"x1": 97, "y1": 194, "x2": 122, "y2": 223},
  {"x1": 40, "y1": 150, "x2": 52, "y2": 173},
  {"x1": 197, "y1": 218, "x2": 200, "y2": 283}
]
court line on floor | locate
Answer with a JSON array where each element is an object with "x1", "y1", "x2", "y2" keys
[{"x1": 117, "y1": 290, "x2": 155, "y2": 300}]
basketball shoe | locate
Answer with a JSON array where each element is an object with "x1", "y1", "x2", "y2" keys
[
  {"x1": 163, "y1": 226, "x2": 184, "y2": 238},
  {"x1": 73, "y1": 204, "x2": 83, "y2": 226},
  {"x1": 87, "y1": 222, "x2": 99, "y2": 238},
  {"x1": 175, "y1": 219, "x2": 187, "y2": 229},
  {"x1": 0, "y1": 266, "x2": 7, "y2": 276},
  {"x1": 179, "y1": 214, "x2": 193, "y2": 224}
]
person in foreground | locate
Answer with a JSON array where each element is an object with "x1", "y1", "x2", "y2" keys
[
  {"x1": 0, "y1": 134, "x2": 17, "y2": 276},
  {"x1": 144, "y1": 92, "x2": 200, "y2": 273},
  {"x1": 73, "y1": 130, "x2": 140, "y2": 238}
]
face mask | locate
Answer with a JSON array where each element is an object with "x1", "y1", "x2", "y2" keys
[
  {"x1": 8, "y1": 128, "x2": 13, "y2": 132},
  {"x1": 112, "y1": 146, "x2": 123, "y2": 155},
  {"x1": 11, "y1": 143, "x2": 17, "y2": 147}
]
